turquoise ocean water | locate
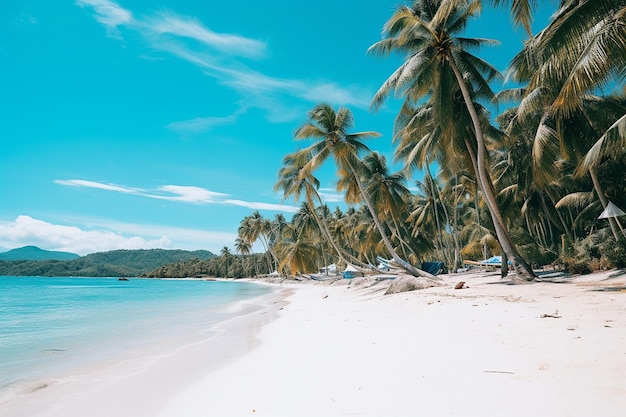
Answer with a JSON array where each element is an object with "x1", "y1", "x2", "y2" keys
[{"x1": 0, "y1": 276, "x2": 272, "y2": 391}]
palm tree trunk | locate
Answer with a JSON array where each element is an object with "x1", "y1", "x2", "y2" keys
[
  {"x1": 452, "y1": 186, "x2": 462, "y2": 271},
  {"x1": 259, "y1": 233, "x2": 279, "y2": 273},
  {"x1": 501, "y1": 250, "x2": 509, "y2": 278},
  {"x1": 589, "y1": 166, "x2": 621, "y2": 240},
  {"x1": 386, "y1": 217, "x2": 412, "y2": 261},
  {"x1": 436, "y1": 176, "x2": 457, "y2": 269},
  {"x1": 425, "y1": 167, "x2": 446, "y2": 256},
  {"x1": 346, "y1": 160, "x2": 437, "y2": 280},
  {"x1": 309, "y1": 197, "x2": 366, "y2": 269},
  {"x1": 448, "y1": 56, "x2": 535, "y2": 281}
]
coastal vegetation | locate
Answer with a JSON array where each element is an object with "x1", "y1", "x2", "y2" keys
[
  {"x1": 229, "y1": 0, "x2": 626, "y2": 280},
  {"x1": 0, "y1": 249, "x2": 214, "y2": 277},
  {"x1": 142, "y1": 249, "x2": 270, "y2": 278}
]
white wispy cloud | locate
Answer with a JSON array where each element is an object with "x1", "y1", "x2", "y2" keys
[
  {"x1": 144, "y1": 12, "x2": 267, "y2": 59},
  {"x1": 76, "y1": 0, "x2": 372, "y2": 127},
  {"x1": 75, "y1": 0, "x2": 133, "y2": 38},
  {"x1": 55, "y1": 179, "x2": 298, "y2": 212},
  {"x1": 153, "y1": 185, "x2": 228, "y2": 203},
  {"x1": 0, "y1": 215, "x2": 170, "y2": 256},
  {"x1": 55, "y1": 179, "x2": 139, "y2": 193},
  {"x1": 220, "y1": 67, "x2": 371, "y2": 108},
  {"x1": 167, "y1": 106, "x2": 248, "y2": 134},
  {"x1": 223, "y1": 199, "x2": 300, "y2": 213},
  {"x1": 318, "y1": 188, "x2": 345, "y2": 203}
]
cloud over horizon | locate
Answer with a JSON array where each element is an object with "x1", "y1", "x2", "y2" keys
[
  {"x1": 0, "y1": 214, "x2": 254, "y2": 256},
  {"x1": 0, "y1": 215, "x2": 171, "y2": 256}
]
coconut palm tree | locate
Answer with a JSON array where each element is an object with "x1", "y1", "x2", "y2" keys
[
  {"x1": 369, "y1": 0, "x2": 535, "y2": 280},
  {"x1": 275, "y1": 153, "x2": 365, "y2": 268},
  {"x1": 560, "y1": 95, "x2": 626, "y2": 238},
  {"x1": 237, "y1": 211, "x2": 278, "y2": 271},
  {"x1": 494, "y1": 104, "x2": 571, "y2": 246},
  {"x1": 360, "y1": 152, "x2": 433, "y2": 263},
  {"x1": 408, "y1": 175, "x2": 449, "y2": 258},
  {"x1": 294, "y1": 103, "x2": 437, "y2": 279},
  {"x1": 274, "y1": 223, "x2": 320, "y2": 275},
  {"x1": 438, "y1": 173, "x2": 469, "y2": 271},
  {"x1": 507, "y1": 1, "x2": 626, "y2": 244},
  {"x1": 234, "y1": 237, "x2": 252, "y2": 256},
  {"x1": 510, "y1": 1, "x2": 626, "y2": 119}
]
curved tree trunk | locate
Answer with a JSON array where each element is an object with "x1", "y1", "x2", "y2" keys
[
  {"x1": 451, "y1": 186, "x2": 463, "y2": 271},
  {"x1": 347, "y1": 160, "x2": 437, "y2": 280},
  {"x1": 425, "y1": 167, "x2": 445, "y2": 256},
  {"x1": 448, "y1": 56, "x2": 535, "y2": 282},
  {"x1": 310, "y1": 196, "x2": 369, "y2": 270},
  {"x1": 589, "y1": 166, "x2": 622, "y2": 240}
]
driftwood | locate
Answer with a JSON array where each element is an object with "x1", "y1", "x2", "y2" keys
[{"x1": 540, "y1": 310, "x2": 561, "y2": 318}]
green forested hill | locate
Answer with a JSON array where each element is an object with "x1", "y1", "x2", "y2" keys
[
  {"x1": 0, "y1": 246, "x2": 80, "y2": 261},
  {"x1": 0, "y1": 249, "x2": 215, "y2": 277}
]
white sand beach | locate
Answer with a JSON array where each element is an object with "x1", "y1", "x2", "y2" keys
[{"x1": 4, "y1": 270, "x2": 626, "y2": 417}]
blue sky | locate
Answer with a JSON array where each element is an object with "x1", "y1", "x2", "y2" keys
[{"x1": 0, "y1": 0, "x2": 553, "y2": 256}]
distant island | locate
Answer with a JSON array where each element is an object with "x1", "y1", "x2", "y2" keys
[{"x1": 0, "y1": 247, "x2": 215, "y2": 277}]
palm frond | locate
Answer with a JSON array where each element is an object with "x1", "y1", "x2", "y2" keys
[
  {"x1": 578, "y1": 112, "x2": 626, "y2": 172},
  {"x1": 531, "y1": 115, "x2": 559, "y2": 186},
  {"x1": 555, "y1": 191, "x2": 595, "y2": 209}
]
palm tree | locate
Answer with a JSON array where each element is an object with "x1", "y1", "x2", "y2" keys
[
  {"x1": 510, "y1": 1, "x2": 626, "y2": 119},
  {"x1": 408, "y1": 174, "x2": 449, "y2": 260},
  {"x1": 237, "y1": 211, "x2": 278, "y2": 271},
  {"x1": 562, "y1": 95, "x2": 626, "y2": 238},
  {"x1": 294, "y1": 103, "x2": 437, "y2": 279},
  {"x1": 360, "y1": 152, "x2": 433, "y2": 263},
  {"x1": 493, "y1": 104, "x2": 571, "y2": 248},
  {"x1": 275, "y1": 153, "x2": 365, "y2": 268},
  {"x1": 369, "y1": 0, "x2": 535, "y2": 280},
  {"x1": 217, "y1": 246, "x2": 234, "y2": 277},
  {"x1": 274, "y1": 223, "x2": 320, "y2": 275},
  {"x1": 234, "y1": 237, "x2": 252, "y2": 256},
  {"x1": 507, "y1": 1, "x2": 626, "y2": 237}
]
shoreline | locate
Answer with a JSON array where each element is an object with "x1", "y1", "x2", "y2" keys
[
  {"x1": 1, "y1": 285, "x2": 291, "y2": 417},
  {"x1": 4, "y1": 270, "x2": 626, "y2": 416}
]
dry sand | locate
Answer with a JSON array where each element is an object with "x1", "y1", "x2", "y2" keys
[{"x1": 4, "y1": 269, "x2": 626, "y2": 417}]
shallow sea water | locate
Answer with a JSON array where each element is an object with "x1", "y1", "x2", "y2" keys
[{"x1": 0, "y1": 276, "x2": 272, "y2": 391}]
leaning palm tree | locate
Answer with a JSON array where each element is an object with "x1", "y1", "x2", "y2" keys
[
  {"x1": 369, "y1": 0, "x2": 535, "y2": 280},
  {"x1": 275, "y1": 153, "x2": 366, "y2": 268},
  {"x1": 294, "y1": 103, "x2": 437, "y2": 279},
  {"x1": 360, "y1": 152, "x2": 436, "y2": 264}
]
